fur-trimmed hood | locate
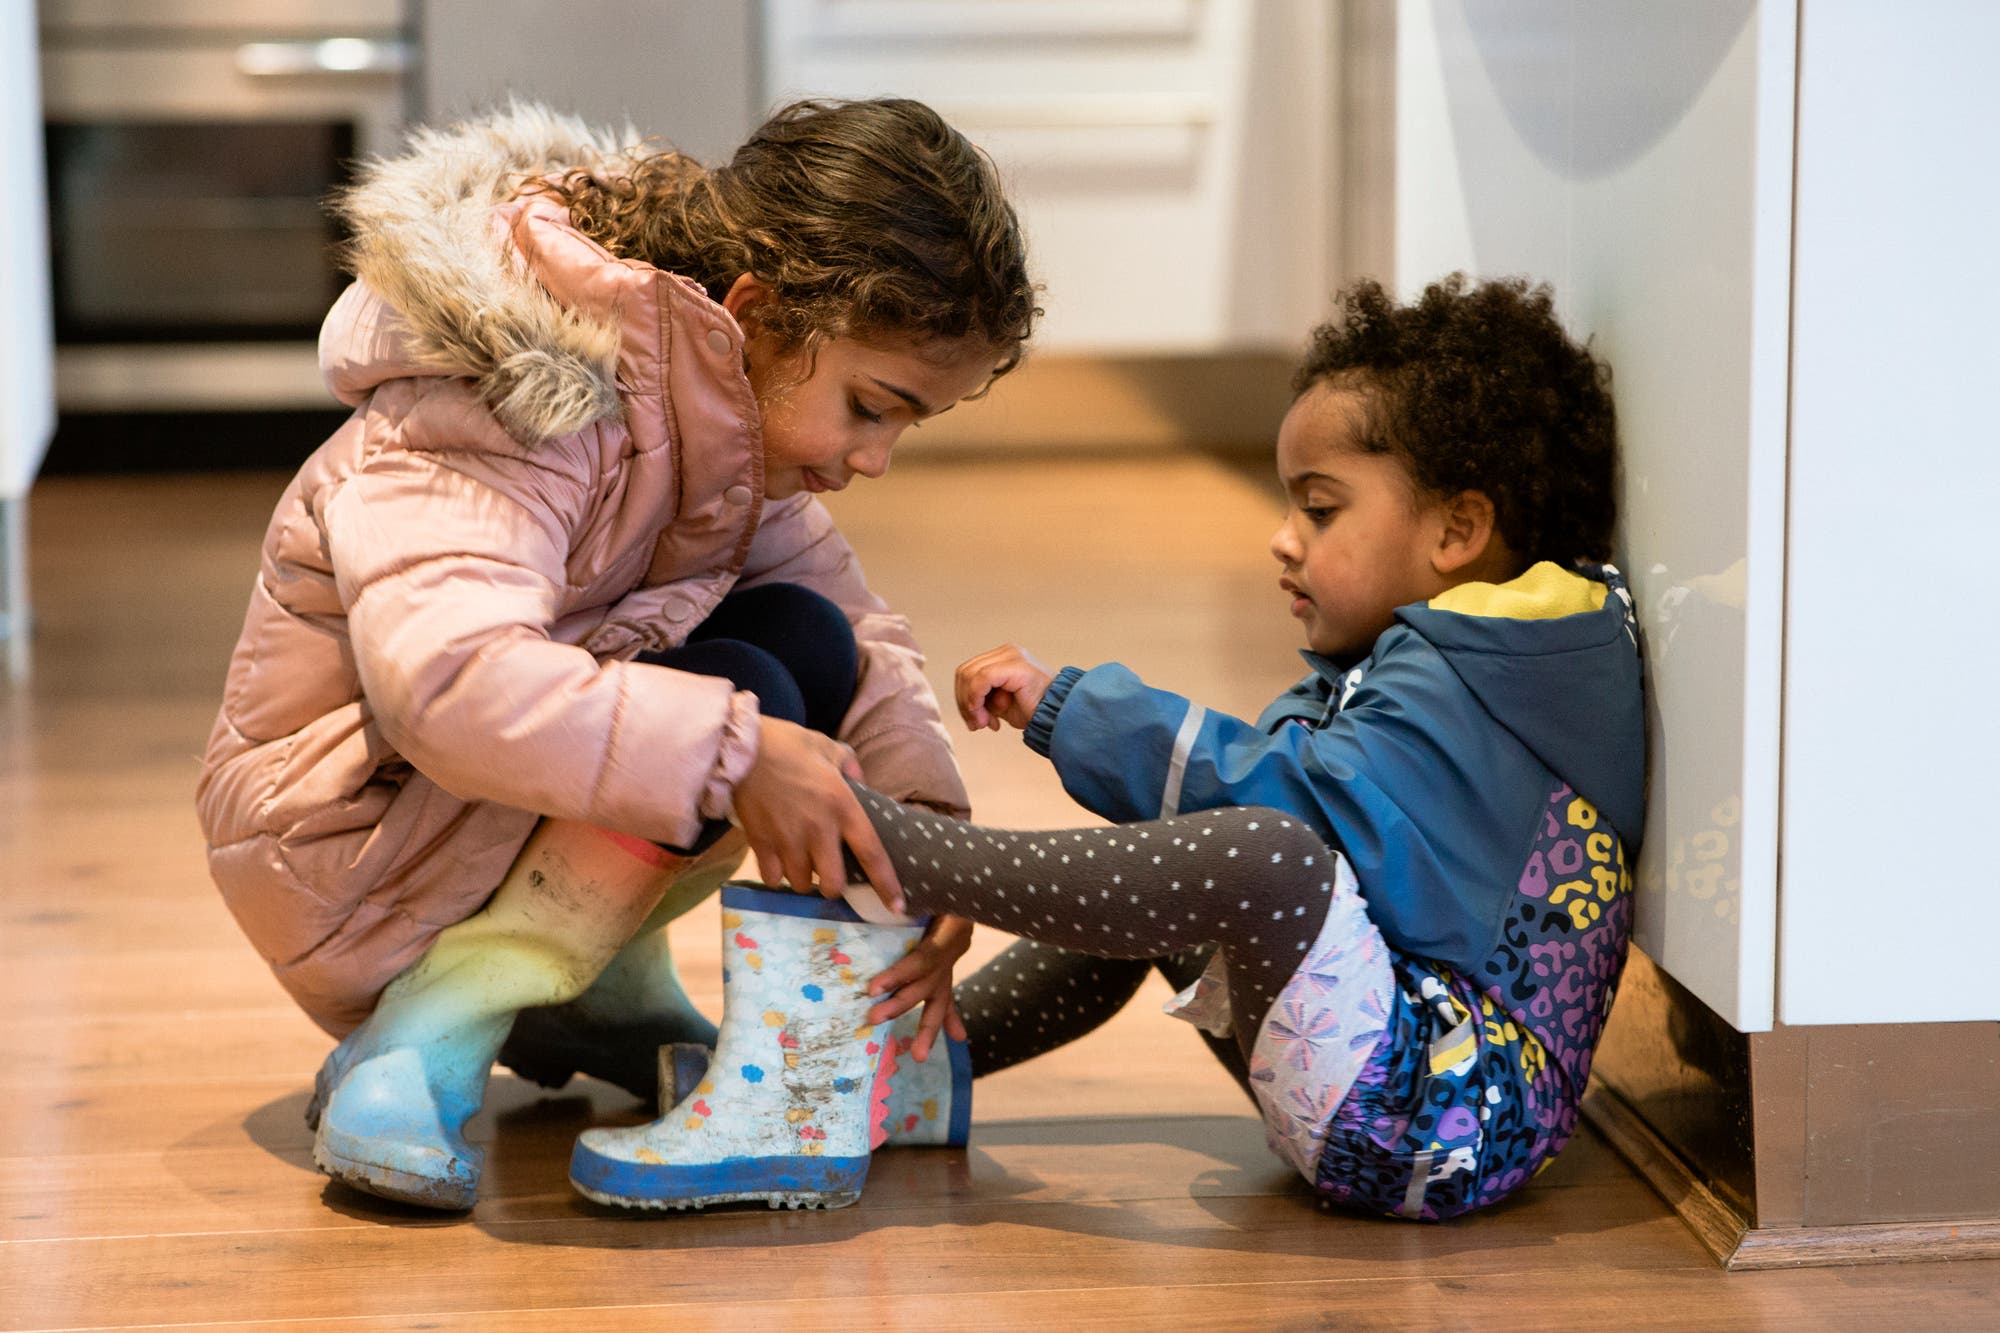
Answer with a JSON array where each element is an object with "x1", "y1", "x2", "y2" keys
[{"x1": 325, "y1": 101, "x2": 655, "y2": 442}]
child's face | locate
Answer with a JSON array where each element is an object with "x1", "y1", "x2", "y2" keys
[
  {"x1": 746, "y1": 332, "x2": 1001, "y2": 501},
  {"x1": 1269, "y1": 386, "x2": 1456, "y2": 661}
]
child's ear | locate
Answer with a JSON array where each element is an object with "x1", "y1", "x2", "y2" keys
[
  {"x1": 719, "y1": 274, "x2": 773, "y2": 330},
  {"x1": 1432, "y1": 489, "x2": 1500, "y2": 576}
]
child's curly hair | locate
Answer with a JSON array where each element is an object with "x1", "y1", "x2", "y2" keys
[
  {"x1": 539, "y1": 98, "x2": 1039, "y2": 385},
  {"x1": 1294, "y1": 275, "x2": 1618, "y2": 564}
]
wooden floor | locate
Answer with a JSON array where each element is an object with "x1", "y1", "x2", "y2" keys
[{"x1": 6, "y1": 457, "x2": 2000, "y2": 1331}]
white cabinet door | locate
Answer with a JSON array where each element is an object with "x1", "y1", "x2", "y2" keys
[
  {"x1": 762, "y1": 0, "x2": 1334, "y2": 353},
  {"x1": 422, "y1": 0, "x2": 756, "y2": 164},
  {"x1": 1777, "y1": 3, "x2": 2000, "y2": 1025},
  {"x1": 1387, "y1": 0, "x2": 2000, "y2": 1030}
]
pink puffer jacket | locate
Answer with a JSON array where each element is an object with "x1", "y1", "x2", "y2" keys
[{"x1": 195, "y1": 105, "x2": 968, "y2": 1036}]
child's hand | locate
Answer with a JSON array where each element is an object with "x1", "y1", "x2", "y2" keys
[
  {"x1": 866, "y1": 914, "x2": 974, "y2": 1060},
  {"x1": 733, "y1": 717, "x2": 905, "y2": 911},
  {"x1": 956, "y1": 644, "x2": 1054, "y2": 732}
]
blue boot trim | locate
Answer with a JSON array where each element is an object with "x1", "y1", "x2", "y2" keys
[
  {"x1": 944, "y1": 1034, "x2": 974, "y2": 1146},
  {"x1": 568, "y1": 1139, "x2": 870, "y2": 1210},
  {"x1": 720, "y1": 882, "x2": 870, "y2": 923}
]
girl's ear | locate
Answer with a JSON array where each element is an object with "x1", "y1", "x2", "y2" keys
[
  {"x1": 719, "y1": 274, "x2": 772, "y2": 329},
  {"x1": 1432, "y1": 489, "x2": 1500, "y2": 576}
]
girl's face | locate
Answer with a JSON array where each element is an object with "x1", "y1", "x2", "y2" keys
[
  {"x1": 725, "y1": 277, "x2": 1003, "y2": 501},
  {"x1": 1268, "y1": 385, "x2": 1456, "y2": 662},
  {"x1": 746, "y1": 333, "x2": 1002, "y2": 500}
]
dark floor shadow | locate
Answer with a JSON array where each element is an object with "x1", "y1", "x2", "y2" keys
[
  {"x1": 218, "y1": 1079, "x2": 1606, "y2": 1260},
  {"x1": 240, "y1": 1085, "x2": 317, "y2": 1160}
]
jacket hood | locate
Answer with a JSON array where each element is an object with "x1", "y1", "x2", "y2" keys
[
  {"x1": 326, "y1": 100, "x2": 654, "y2": 442},
  {"x1": 1394, "y1": 562, "x2": 1646, "y2": 849}
]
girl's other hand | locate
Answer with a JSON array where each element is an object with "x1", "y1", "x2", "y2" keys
[
  {"x1": 865, "y1": 914, "x2": 974, "y2": 1060},
  {"x1": 955, "y1": 644, "x2": 1053, "y2": 732},
  {"x1": 732, "y1": 717, "x2": 904, "y2": 911}
]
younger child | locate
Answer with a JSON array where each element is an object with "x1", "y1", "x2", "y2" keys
[
  {"x1": 578, "y1": 274, "x2": 1642, "y2": 1219},
  {"x1": 196, "y1": 98, "x2": 1034, "y2": 1210}
]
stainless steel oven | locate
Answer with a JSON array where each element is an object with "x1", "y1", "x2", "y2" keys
[{"x1": 39, "y1": 1, "x2": 415, "y2": 411}]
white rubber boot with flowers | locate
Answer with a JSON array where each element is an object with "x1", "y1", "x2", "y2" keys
[
  {"x1": 569, "y1": 882, "x2": 921, "y2": 1210},
  {"x1": 660, "y1": 1005, "x2": 972, "y2": 1147}
]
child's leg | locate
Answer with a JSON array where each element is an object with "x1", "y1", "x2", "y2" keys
[
  {"x1": 310, "y1": 819, "x2": 697, "y2": 1208},
  {"x1": 851, "y1": 787, "x2": 1337, "y2": 1059},
  {"x1": 958, "y1": 941, "x2": 1252, "y2": 1094},
  {"x1": 957, "y1": 942, "x2": 1151, "y2": 1074},
  {"x1": 683, "y1": 582, "x2": 859, "y2": 737}
]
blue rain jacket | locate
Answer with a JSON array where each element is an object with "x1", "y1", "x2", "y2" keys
[{"x1": 1024, "y1": 562, "x2": 1645, "y2": 989}]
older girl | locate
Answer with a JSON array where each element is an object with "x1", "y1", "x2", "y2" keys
[{"x1": 196, "y1": 98, "x2": 1035, "y2": 1210}]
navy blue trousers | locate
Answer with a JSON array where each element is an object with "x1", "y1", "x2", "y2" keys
[{"x1": 634, "y1": 582, "x2": 858, "y2": 849}]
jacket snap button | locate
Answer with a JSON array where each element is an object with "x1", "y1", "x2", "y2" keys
[
  {"x1": 705, "y1": 329, "x2": 731, "y2": 356},
  {"x1": 724, "y1": 484, "x2": 752, "y2": 506}
]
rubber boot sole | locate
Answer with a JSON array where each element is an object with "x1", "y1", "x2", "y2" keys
[
  {"x1": 312, "y1": 1132, "x2": 479, "y2": 1211},
  {"x1": 568, "y1": 1140, "x2": 868, "y2": 1211}
]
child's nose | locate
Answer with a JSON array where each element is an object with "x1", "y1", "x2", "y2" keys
[
  {"x1": 847, "y1": 438, "x2": 893, "y2": 480},
  {"x1": 1269, "y1": 521, "x2": 1299, "y2": 563}
]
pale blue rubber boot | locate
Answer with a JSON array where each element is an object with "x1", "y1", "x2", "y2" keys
[
  {"x1": 308, "y1": 1014, "x2": 502, "y2": 1210},
  {"x1": 660, "y1": 1008, "x2": 972, "y2": 1147},
  {"x1": 569, "y1": 883, "x2": 922, "y2": 1210},
  {"x1": 305, "y1": 954, "x2": 517, "y2": 1210},
  {"x1": 306, "y1": 822, "x2": 709, "y2": 1210}
]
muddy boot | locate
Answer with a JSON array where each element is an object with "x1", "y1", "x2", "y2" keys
[
  {"x1": 307, "y1": 821, "x2": 687, "y2": 1210},
  {"x1": 568, "y1": 883, "x2": 922, "y2": 1210},
  {"x1": 660, "y1": 1006, "x2": 972, "y2": 1147},
  {"x1": 496, "y1": 837, "x2": 741, "y2": 1101}
]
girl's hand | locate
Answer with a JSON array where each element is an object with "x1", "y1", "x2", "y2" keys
[
  {"x1": 956, "y1": 644, "x2": 1054, "y2": 732},
  {"x1": 866, "y1": 914, "x2": 974, "y2": 1060},
  {"x1": 732, "y1": 716, "x2": 904, "y2": 912}
]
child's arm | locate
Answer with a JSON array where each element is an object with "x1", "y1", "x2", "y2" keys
[
  {"x1": 1000, "y1": 644, "x2": 1537, "y2": 968},
  {"x1": 323, "y1": 444, "x2": 760, "y2": 851}
]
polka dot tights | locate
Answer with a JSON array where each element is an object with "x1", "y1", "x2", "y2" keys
[
  {"x1": 850, "y1": 785, "x2": 1337, "y2": 1061},
  {"x1": 953, "y1": 938, "x2": 1253, "y2": 1096}
]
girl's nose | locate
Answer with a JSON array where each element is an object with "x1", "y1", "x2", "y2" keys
[
  {"x1": 1269, "y1": 520, "x2": 1299, "y2": 564},
  {"x1": 848, "y1": 438, "x2": 893, "y2": 480}
]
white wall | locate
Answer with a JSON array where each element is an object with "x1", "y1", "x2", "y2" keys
[{"x1": 1390, "y1": 0, "x2": 1789, "y2": 1029}]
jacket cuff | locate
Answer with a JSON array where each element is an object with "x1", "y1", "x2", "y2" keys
[
  {"x1": 698, "y1": 690, "x2": 762, "y2": 821},
  {"x1": 1024, "y1": 666, "x2": 1085, "y2": 758}
]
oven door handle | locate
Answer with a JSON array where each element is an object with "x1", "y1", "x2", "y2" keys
[{"x1": 235, "y1": 39, "x2": 414, "y2": 79}]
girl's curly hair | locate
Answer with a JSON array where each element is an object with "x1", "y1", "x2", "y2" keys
[
  {"x1": 1294, "y1": 275, "x2": 1618, "y2": 564},
  {"x1": 536, "y1": 98, "x2": 1038, "y2": 384}
]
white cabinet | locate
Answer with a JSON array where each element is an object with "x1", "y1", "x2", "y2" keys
[
  {"x1": 422, "y1": 1, "x2": 757, "y2": 164},
  {"x1": 2, "y1": 2, "x2": 55, "y2": 679},
  {"x1": 1384, "y1": 0, "x2": 2000, "y2": 1029},
  {"x1": 762, "y1": 0, "x2": 1336, "y2": 353}
]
